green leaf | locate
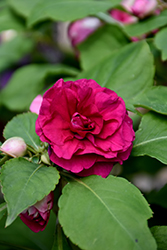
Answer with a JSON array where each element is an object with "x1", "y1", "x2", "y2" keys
[
  {"x1": 0, "y1": 64, "x2": 79, "y2": 111},
  {"x1": 0, "y1": 7, "x2": 25, "y2": 32},
  {"x1": 134, "y1": 86, "x2": 167, "y2": 115},
  {"x1": 0, "y1": 158, "x2": 60, "y2": 226},
  {"x1": 154, "y1": 27, "x2": 167, "y2": 61},
  {"x1": 58, "y1": 175, "x2": 156, "y2": 250},
  {"x1": 3, "y1": 112, "x2": 40, "y2": 150},
  {"x1": 151, "y1": 226, "x2": 167, "y2": 250},
  {"x1": 0, "y1": 203, "x2": 7, "y2": 220},
  {"x1": 132, "y1": 112, "x2": 167, "y2": 164},
  {"x1": 124, "y1": 9, "x2": 167, "y2": 37},
  {"x1": 7, "y1": 0, "x2": 41, "y2": 18},
  {"x1": 78, "y1": 24, "x2": 129, "y2": 70},
  {"x1": 77, "y1": 41, "x2": 154, "y2": 110},
  {"x1": 0, "y1": 211, "x2": 56, "y2": 250},
  {"x1": 0, "y1": 35, "x2": 34, "y2": 72},
  {"x1": 27, "y1": 0, "x2": 120, "y2": 27}
]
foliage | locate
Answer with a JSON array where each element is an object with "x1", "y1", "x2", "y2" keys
[{"x1": 0, "y1": 0, "x2": 167, "y2": 249}]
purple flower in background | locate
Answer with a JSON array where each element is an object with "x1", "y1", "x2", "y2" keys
[{"x1": 0, "y1": 70, "x2": 13, "y2": 90}]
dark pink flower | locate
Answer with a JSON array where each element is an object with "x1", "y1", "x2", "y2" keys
[
  {"x1": 109, "y1": 9, "x2": 138, "y2": 24},
  {"x1": 68, "y1": 17, "x2": 102, "y2": 47},
  {"x1": 36, "y1": 79, "x2": 135, "y2": 178},
  {"x1": 20, "y1": 192, "x2": 54, "y2": 233}
]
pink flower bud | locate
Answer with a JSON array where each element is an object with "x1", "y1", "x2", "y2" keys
[
  {"x1": 20, "y1": 192, "x2": 54, "y2": 233},
  {"x1": 68, "y1": 17, "x2": 102, "y2": 47},
  {"x1": 1, "y1": 137, "x2": 27, "y2": 157},
  {"x1": 122, "y1": 0, "x2": 157, "y2": 18},
  {"x1": 29, "y1": 95, "x2": 43, "y2": 115},
  {"x1": 109, "y1": 9, "x2": 138, "y2": 24}
]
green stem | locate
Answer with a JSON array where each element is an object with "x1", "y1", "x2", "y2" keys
[
  {"x1": 59, "y1": 169, "x2": 79, "y2": 182},
  {"x1": 0, "y1": 155, "x2": 9, "y2": 166},
  {"x1": 27, "y1": 145, "x2": 38, "y2": 154}
]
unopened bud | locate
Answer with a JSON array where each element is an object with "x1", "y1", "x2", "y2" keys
[
  {"x1": 1, "y1": 137, "x2": 27, "y2": 157},
  {"x1": 122, "y1": 0, "x2": 157, "y2": 19},
  {"x1": 41, "y1": 152, "x2": 50, "y2": 165}
]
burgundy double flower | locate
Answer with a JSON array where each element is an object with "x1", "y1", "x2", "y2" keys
[{"x1": 36, "y1": 78, "x2": 135, "y2": 178}]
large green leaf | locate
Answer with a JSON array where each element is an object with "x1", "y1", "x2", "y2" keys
[
  {"x1": 151, "y1": 226, "x2": 167, "y2": 250},
  {"x1": 58, "y1": 175, "x2": 156, "y2": 250},
  {"x1": 154, "y1": 27, "x2": 167, "y2": 61},
  {"x1": 0, "y1": 64, "x2": 79, "y2": 111},
  {"x1": 0, "y1": 7, "x2": 25, "y2": 32},
  {"x1": 77, "y1": 41, "x2": 154, "y2": 110},
  {"x1": 134, "y1": 86, "x2": 167, "y2": 115},
  {"x1": 7, "y1": 0, "x2": 41, "y2": 18},
  {"x1": 78, "y1": 24, "x2": 129, "y2": 70},
  {"x1": 0, "y1": 35, "x2": 33, "y2": 72},
  {"x1": 0, "y1": 211, "x2": 56, "y2": 250},
  {"x1": 124, "y1": 9, "x2": 167, "y2": 37},
  {"x1": 27, "y1": 0, "x2": 120, "y2": 27},
  {"x1": 0, "y1": 158, "x2": 60, "y2": 226},
  {"x1": 132, "y1": 112, "x2": 167, "y2": 164},
  {"x1": 3, "y1": 112, "x2": 40, "y2": 150}
]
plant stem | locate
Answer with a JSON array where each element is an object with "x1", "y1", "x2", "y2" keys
[{"x1": 0, "y1": 155, "x2": 9, "y2": 166}]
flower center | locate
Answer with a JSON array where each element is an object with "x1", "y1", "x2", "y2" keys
[{"x1": 71, "y1": 112, "x2": 95, "y2": 131}]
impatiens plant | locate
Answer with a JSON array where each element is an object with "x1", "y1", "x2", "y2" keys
[{"x1": 1, "y1": 0, "x2": 167, "y2": 250}]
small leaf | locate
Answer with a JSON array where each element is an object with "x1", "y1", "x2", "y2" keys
[
  {"x1": 58, "y1": 175, "x2": 156, "y2": 250},
  {"x1": 0, "y1": 158, "x2": 60, "y2": 226},
  {"x1": 0, "y1": 64, "x2": 79, "y2": 111},
  {"x1": 77, "y1": 41, "x2": 154, "y2": 110},
  {"x1": 134, "y1": 86, "x2": 167, "y2": 115},
  {"x1": 151, "y1": 226, "x2": 167, "y2": 250},
  {"x1": 3, "y1": 112, "x2": 40, "y2": 150},
  {"x1": 27, "y1": 0, "x2": 120, "y2": 27},
  {"x1": 0, "y1": 35, "x2": 33, "y2": 72},
  {"x1": 78, "y1": 24, "x2": 129, "y2": 70},
  {"x1": 124, "y1": 9, "x2": 167, "y2": 37},
  {"x1": 154, "y1": 27, "x2": 167, "y2": 61},
  {"x1": 7, "y1": 0, "x2": 41, "y2": 18},
  {"x1": 132, "y1": 112, "x2": 167, "y2": 164},
  {"x1": 0, "y1": 203, "x2": 7, "y2": 220},
  {"x1": 0, "y1": 7, "x2": 25, "y2": 32}
]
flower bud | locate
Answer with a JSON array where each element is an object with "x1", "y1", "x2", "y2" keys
[
  {"x1": 109, "y1": 9, "x2": 138, "y2": 24},
  {"x1": 122, "y1": 0, "x2": 157, "y2": 18},
  {"x1": 29, "y1": 95, "x2": 43, "y2": 115},
  {"x1": 1, "y1": 137, "x2": 27, "y2": 157},
  {"x1": 68, "y1": 17, "x2": 102, "y2": 47},
  {"x1": 41, "y1": 152, "x2": 50, "y2": 165},
  {"x1": 20, "y1": 192, "x2": 54, "y2": 232}
]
